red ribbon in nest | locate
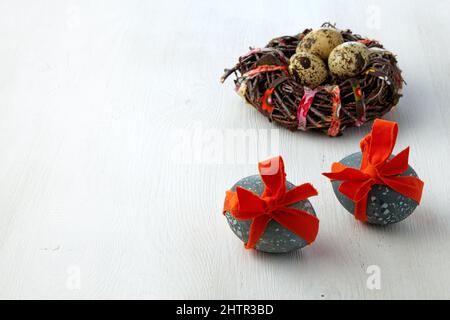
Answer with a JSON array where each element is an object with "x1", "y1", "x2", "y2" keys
[
  {"x1": 322, "y1": 119, "x2": 424, "y2": 222},
  {"x1": 243, "y1": 65, "x2": 289, "y2": 114},
  {"x1": 323, "y1": 85, "x2": 342, "y2": 137},
  {"x1": 297, "y1": 88, "x2": 318, "y2": 131},
  {"x1": 351, "y1": 80, "x2": 366, "y2": 126},
  {"x1": 223, "y1": 156, "x2": 319, "y2": 249},
  {"x1": 243, "y1": 65, "x2": 288, "y2": 79},
  {"x1": 261, "y1": 87, "x2": 275, "y2": 113},
  {"x1": 358, "y1": 39, "x2": 372, "y2": 45}
]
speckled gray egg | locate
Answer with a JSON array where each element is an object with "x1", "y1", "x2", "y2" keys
[
  {"x1": 289, "y1": 52, "x2": 328, "y2": 88},
  {"x1": 224, "y1": 175, "x2": 316, "y2": 253},
  {"x1": 328, "y1": 42, "x2": 370, "y2": 78},
  {"x1": 331, "y1": 152, "x2": 419, "y2": 225},
  {"x1": 297, "y1": 28, "x2": 344, "y2": 60}
]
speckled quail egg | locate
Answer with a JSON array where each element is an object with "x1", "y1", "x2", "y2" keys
[
  {"x1": 289, "y1": 52, "x2": 328, "y2": 88},
  {"x1": 297, "y1": 28, "x2": 344, "y2": 60},
  {"x1": 328, "y1": 42, "x2": 370, "y2": 78}
]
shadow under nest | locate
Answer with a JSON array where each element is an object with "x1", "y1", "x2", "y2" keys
[{"x1": 221, "y1": 24, "x2": 404, "y2": 137}]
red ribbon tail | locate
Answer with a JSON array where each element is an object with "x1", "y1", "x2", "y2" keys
[
  {"x1": 283, "y1": 183, "x2": 318, "y2": 206},
  {"x1": 272, "y1": 207, "x2": 319, "y2": 244},
  {"x1": 259, "y1": 156, "x2": 286, "y2": 198},
  {"x1": 323, "y1": 164, "x2": 370, "y2": 181},
  {"x1": 245, "y1": 215, "x2": 271, "y2": 249},
  {"x1": 339, "y1": 179, "x2": 374, "y2": 202},
  {"x1": 380, "y1": 175, "x2": 424, "y2": 204},
  {"x1": 223, "y1": 190, "x2": 238, "y2": 215},
  {"x1": 354, "y1": 194, "x2": 369, "y2": 222},
  {"x1": 366, "y1": 119, "x2": 399, "y2": 165},
  {"x1": 381, "y1": 147, "x2": 410, "y2": 176}
]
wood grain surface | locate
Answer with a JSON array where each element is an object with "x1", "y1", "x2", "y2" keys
[{"x1": 0, "y1": 0, "x2": 449, "y2": 299}]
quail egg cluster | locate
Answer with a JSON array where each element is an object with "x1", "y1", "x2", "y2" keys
[{"x1": 289, "y1": 27, "x2": 370, "y2": 88}]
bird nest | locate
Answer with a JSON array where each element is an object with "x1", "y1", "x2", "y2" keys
[{"x1": 221, "y1": 23, "x2": 404, "y2": 137}]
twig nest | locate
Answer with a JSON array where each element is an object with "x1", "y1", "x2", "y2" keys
[
  {"x1": 224, "y1": 175, "x2": 316, "y2": 253},
  {"x1": 331, "y1": 152, "x2": 419, "y2": 225},
  {"x1": 289, "y1": 52, "x2": 328, "y2": 88},
  {"x1": 221, "y1": 23, "x2": 405, "y2": 136},
  {"x1": 329, "y1": 42, "x2": 370, "y2": 78},
  {"x1": 297, "y1": 27, "x2": 344, "y2": 60}
]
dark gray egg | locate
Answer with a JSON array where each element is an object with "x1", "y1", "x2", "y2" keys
[
  {"x1": 331, "y1": 152, "x2": 419, "y2": 225},
  {"x1": 224, "y1": 175, "x2": 316, "y2": 253}
]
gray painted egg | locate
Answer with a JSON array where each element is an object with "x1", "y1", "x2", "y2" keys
[
  {"x1": 331, "y1": 152, "x2": 419, "y2": 225},
  {"x1": 224, "y1": 175, "x2": 316, "y2": 253}
]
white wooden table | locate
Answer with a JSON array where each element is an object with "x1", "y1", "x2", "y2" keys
[{"x1": 1, "y1": 0, "x2": 449, "y2": 299}]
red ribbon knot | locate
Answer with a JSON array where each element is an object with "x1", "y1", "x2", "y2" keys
[
  {"x1": 262, "y1": 197, "x2": 280, "y2": 214},
  {"x1": 322, "y1": 119, "x2": 424, "y2": 222},
  {"x1": 223, "y1": 156, "x2": 320, "y2": 249},
  {"x1": 362, "y1": 164, "x2": 382, "y2": 183}
]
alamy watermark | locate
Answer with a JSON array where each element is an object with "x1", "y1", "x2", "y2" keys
[
  {"x1": 170, "y1": 122, "x2": 280, "y2": 165},
  {"x1": 66, "y1": 265, "x2": 81, "y2": 291},
  {"x1": 66, "y1": 5, "x2": 81, "y2": 29},
  {"x1": 366, "y1": 265, "x2": 381, "y2": 290},
  {"x1": 366, "y1": 5, "x2": 381, "y2": 30}
]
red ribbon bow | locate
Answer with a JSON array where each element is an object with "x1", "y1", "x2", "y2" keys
[
  {"x1": 322, "y1": 119, "x2": 424, "y2": 222},
  {"x1": 223, "y1": 156, "x2": 319, "y2": 249}
]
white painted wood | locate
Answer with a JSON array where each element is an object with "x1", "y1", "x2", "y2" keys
[{"x1": 0, "y1": 0, "x2": 449, "y2": 299}]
